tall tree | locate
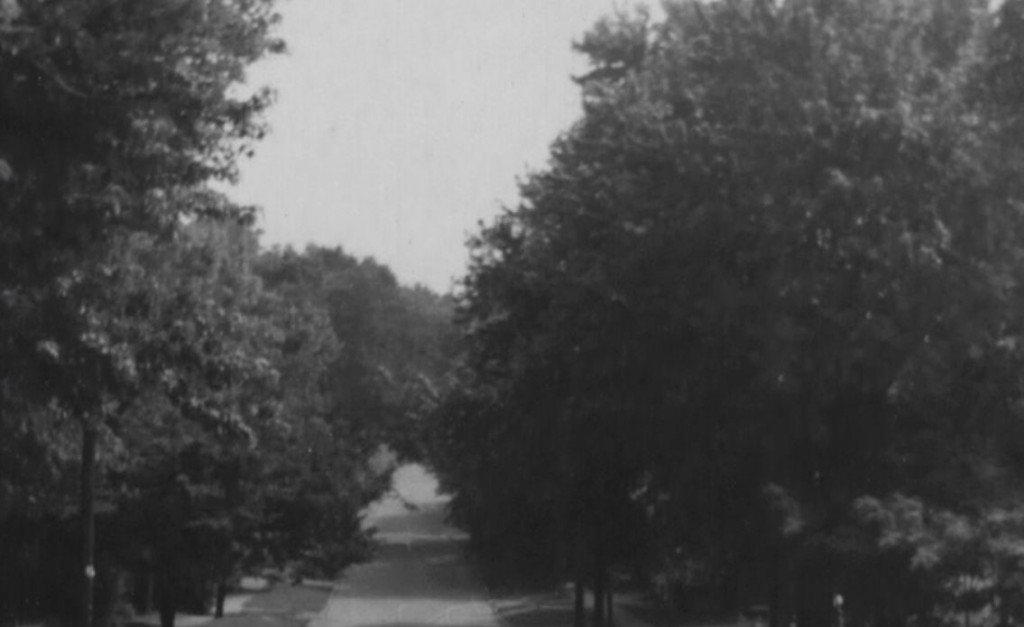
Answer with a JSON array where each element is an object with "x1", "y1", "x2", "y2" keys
[
  {"x1": 0, "y1": 2, "x2": 281, "y2": 624},
  {"x1": 435, "y1": 2, "x2": 1024, "y2": 626}
]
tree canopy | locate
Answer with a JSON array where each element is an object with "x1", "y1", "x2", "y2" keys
[
  {"x1": 0, "y1": 3, "x2": 456, "y2": 626},
  {"x1": 430, "y1": 2, "x2": 1024, "y2": 626}
]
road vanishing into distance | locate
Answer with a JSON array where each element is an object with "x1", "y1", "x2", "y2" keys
[{"x1": 310, "y1": 465, "x2": 501, "y2": 627}]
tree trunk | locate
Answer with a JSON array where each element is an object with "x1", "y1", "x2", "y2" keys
[
  {"x1": 999, "y1": 589, "x2": 1011, "y2": 627},
  {"x1": 574, "y1": 577, "x2": 586, "y2": 627},
  {"x1": 79, "y1": 423, "x2": 97, "y2": 627},
  {"x1": 159, "y1": 602, "x2": 176, "y2": 627},
  {"x1": 606, "y1": 579, "x2": 614, "y2": 626},
  {"x1": 719, "y1": 563, "x2": 739, "y2": 615},
  {"x1": 769, "y1": 548, "x2": 782, "y2": 627},
  {"x1": 214, "y1": 580, "x2": 227, "y2": 618},
  {"x1": 594, "y1": 567, "x2": 607, "y2": 627},
  {"x1": 145, "y1": 568, "x2": 154, "y2": 614},
  {"x1": 157, "y1": 562, "x2": 176, "y2": 627}
]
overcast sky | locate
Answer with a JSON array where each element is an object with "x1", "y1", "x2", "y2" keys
[{"x1": 227, "y1": 0, "x2": 642, "y2": 292}]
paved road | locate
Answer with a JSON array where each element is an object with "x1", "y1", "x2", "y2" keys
[{"x1": 309, "y1": 465, "x2": 501, "y2": 627}]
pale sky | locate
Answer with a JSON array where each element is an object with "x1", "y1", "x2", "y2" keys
[{"x1": 227, "y1": 0, "x2": 644, "y2": 293}]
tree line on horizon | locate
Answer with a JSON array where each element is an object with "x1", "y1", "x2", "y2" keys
[{"x1": 425, "y1": 1, "x2": 1024, "y2": 627}]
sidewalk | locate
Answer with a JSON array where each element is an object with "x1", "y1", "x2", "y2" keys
[
  {"x1": 127, "y1": 580, "x2": 334, "y2": 627},
  {"x1": 492, "y1": 587, "x2": 741, "y2": 627},
  {"x1": 491, "y1": 588, "x2": 657, "y2": 627}
]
